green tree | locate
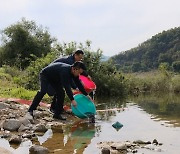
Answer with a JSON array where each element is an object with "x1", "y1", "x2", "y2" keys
[
  {"x1": 172, "y1": 61, "x2": 180, "y2": 72},
  {"x1": 132, "y1": 62, "x2": 141, "y2": 72},
  {"x1": 0, "y1": 18, "x2": 56, "y2": 69}
]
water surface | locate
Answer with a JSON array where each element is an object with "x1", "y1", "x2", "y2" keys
[{"x1": 0, "y1": 93, "x2": 180, "y2": 154}]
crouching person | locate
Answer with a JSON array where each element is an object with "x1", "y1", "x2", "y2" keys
[{"x1": 28, "y1": 61, "x2": 92, "y2": 120}]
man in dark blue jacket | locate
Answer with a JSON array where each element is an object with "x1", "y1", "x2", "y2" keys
[
  {"x1": 48, "y1": 50, "x2": 89, "y2": 113},
  {"x1": 28, "y1": 61, "x2": 91, "y2": 120},
  {"x1": 52, "y1": 50, "x2": 84, "y2": 65}
]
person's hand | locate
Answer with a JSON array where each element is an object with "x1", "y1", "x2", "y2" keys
[{"x1": 71, "y1": 100, "x2": 77, "y2": 107}]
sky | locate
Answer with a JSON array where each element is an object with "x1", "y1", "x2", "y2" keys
[{"x1": 0, "y1": 0, "x2": 180, "y2": 56}]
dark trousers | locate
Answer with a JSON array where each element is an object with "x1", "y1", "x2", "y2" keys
[
  {"x1": 51, "y1": 94, "x2": 57, "y2": 110},
  {"x1": 47, "y1": 86, "x2": 64, "y2": 112},
  {"x1": 28, "y1": 73, "x2": 65, "y2": 115}
]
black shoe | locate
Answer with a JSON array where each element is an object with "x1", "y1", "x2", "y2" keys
[{"x1": 53, "y1": 114, "x2": 66, "y2": 121}]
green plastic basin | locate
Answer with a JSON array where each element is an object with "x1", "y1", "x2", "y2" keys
[{"x1": 71, "y1": 94, "x2": 96, "y2": 119}]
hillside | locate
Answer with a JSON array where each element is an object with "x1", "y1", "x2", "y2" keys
[{"x1": 111, "y1": 27, "x2": 180, "y2": 72}]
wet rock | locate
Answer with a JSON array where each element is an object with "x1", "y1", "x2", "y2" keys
[
  {"x1": 97, "y1": 140, "x2": 163, "y2": 154},
  {"x1": 132, "y1": 149, "x2": 138, "y2": 153},
  {"x1": 145, "y1": 141, "x2": 151, "y2": 144},
  {"x1": 101, "y1": 148, "x2": 110, "y2": 154},
  {"x1": 159, "y1": 142, "x2": 163, "y2": 145},
  {"x1": 133, "y1": 140, "x2": 148, "y2": 144},
  {"x1": 9, "y1": 135, "x2": 22, "y2": 144},
  {"x1": 34, "y1": 124, "x2": 48, "y2": 133},
  {"x1": 3, "y1": 119, "x2": 21, "y2": 131},
  {"x1": 111, "y1": 143, "x2": 127, "y2": 150},
  {"x1": 152, "y1": 139, "x2": 158, "y2": 145},
  {"x1": 29, "y1": 145, "x2": 49, "y2": 154}
]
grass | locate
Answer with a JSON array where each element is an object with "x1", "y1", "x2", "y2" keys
[
  {"x1": 0, "y1": 77, "x2": 50, "y2": 102},
  {"x1": 125, "y1": 71, "x2": 180, "y2": 94}
]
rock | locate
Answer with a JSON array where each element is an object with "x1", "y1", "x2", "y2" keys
[
  {"x1": 9, "y1": 135, "x2": 22, "y2": 144},
  {"x1": 19, "y1": 117, "x2": 31, "y2": 126},
  {"x1": 29, "y1": 145, "x2": 49, "y2": 154},
  {"x1": 111, "y1": 143, "x2": 127, "y2": 150},
  {"x1": 33, "y1": 111, "x2": 43, "y2": 119},
  {"x1": 124, "y1": 141, "x2": 132, "y2": 148},
  {"x1": 34, "y1": 124, "x2": 48, "y2": 133},
  {"x1": 101, "y1": 148, "x2": 110, "y2": 154},
  {"x1": 145, "y1": 141, "x2": 151, "y2": 144},
  {"x1": 24, "y1": 112, "x2": 34, "y2": 123},
  {"x1": 152, "y1": 139, "x2": 158, "y2": 145},
  {"x1": 3, "y1": 119, "x2": 21, "y2": 131},
  {"x1": 133, "y1": 140, "x2": 146, "y2": 144},
  {"x1": 18, "y1": 124, "x2": 30, "y2": 132},
  {"x1": 132, "y1": 149, "x2": 138, "y2": 153}
]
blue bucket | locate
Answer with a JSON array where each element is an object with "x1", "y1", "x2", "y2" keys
[{"x1": 71, "y1": 94, "x2": 96, "y2": 119}]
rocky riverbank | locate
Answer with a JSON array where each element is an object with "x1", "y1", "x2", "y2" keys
[
  {"x1": 0, "y1": 99, "x2": 76, "y2": 153},
  {"x1": 97, "y1": 139, "x2": 163, "y2": 154}
]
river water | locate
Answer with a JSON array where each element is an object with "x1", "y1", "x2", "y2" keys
[{"x1": 1, "y1": 93, "x2": 180, "y2": 154}]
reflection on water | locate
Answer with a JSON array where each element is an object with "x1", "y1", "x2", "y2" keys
[
  {"x1": 41, "y1": 121, "x2": 96, "y2": 154},
  {"x1": 95, "y1": 97, "x2": 125, "y2": 121},
  {"x1": 0, "y1": 93, "x2": 180, "y2": 154},
  {"x1": 128, "y1": 93, "x2": 180, "y2": 127}
]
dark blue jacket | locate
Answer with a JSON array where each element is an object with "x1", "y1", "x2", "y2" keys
[
  {"x1": 41, "y1": 62, "x2": 88, "y2": 100},
  {"x1": 52, "y1": 55, "x2": 88, "y2": 77},
  {"x1": 52, "y1": 55, "x2": 75, "y2": 65}
]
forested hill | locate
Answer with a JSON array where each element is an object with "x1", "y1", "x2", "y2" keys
[{"x1": 111, "y1": 27, "x2": 180, "y2": 72}]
